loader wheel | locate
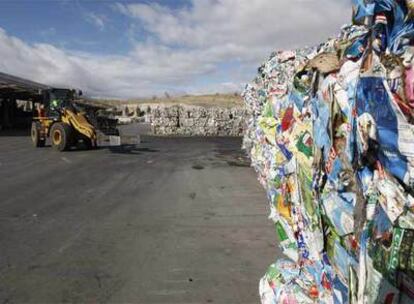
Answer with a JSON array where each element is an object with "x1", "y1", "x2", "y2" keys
[
  {"x1": 31, "y1": 122, "x2": 45, "y2": 147},
  {"x1": 50, "y1": 123, "x2": 73, "y2": 151},
  {"x1": 84, "y1": 137, "x2": 97, "y2": 150}
]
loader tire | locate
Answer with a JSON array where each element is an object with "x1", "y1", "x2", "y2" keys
[
  {"x1": 84, "y1": 137, "x2": 97, "y2": 150},
  {"x1": 31, "y1": 122, "x2": 45, "y2": 147},
  {"x1": 50, "y1": 123, "x2": 73, "y2": 151}
]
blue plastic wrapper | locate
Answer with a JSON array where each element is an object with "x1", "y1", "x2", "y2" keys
[
  {"x1": 352, "y1": 0, "x2": 393, "y2": 22},
  {"x1": 345, "y1": 35, "x2": 368, "y2": 59},
  {"x1": 356, "y1": 77, "x2": 409, "y2": 182}
]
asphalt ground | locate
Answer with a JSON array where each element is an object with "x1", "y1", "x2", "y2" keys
[{"x1": 0, "y1": 133, "x2": 279, "y2": 304}]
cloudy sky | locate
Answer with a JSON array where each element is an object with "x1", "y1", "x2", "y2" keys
[{"x1": 0, "y1": 0, "x2": 351, "y2": 99}]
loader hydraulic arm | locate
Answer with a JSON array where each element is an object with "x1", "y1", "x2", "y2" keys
[{"x1": 61, "y1": 108, "x2": 96, "y2": 141}]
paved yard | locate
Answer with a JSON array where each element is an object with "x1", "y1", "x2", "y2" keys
[{"x1": 0, "y1": 135, "x2": 279, "y2": 304}]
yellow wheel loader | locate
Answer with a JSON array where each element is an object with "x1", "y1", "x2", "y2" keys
[{"x1": 31, "y1": 88, "x2": 119, "y2": 151}]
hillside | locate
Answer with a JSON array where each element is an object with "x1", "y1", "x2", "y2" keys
[{"x1": 84, "y1": 94, "x2": 244, "y2": 108}]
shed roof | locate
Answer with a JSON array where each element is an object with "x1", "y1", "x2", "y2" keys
[{"x1": 0, "y1": 72, "x2": 50, "y2": 100}]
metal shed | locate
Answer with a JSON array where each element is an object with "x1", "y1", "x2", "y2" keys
[{"x1": 0, "y1": 72, "x2": 50, "y2": 130}]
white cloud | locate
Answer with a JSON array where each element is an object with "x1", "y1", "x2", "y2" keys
[
  {"x1": 117, "y1": 0, "x2": 351, "y2": 60},
  {"x1": 84, "y1": 12, "x2": 106, "y2": 31},
  {"x1": 0, "y1": 0, "x2": 351, "y2": 98}
]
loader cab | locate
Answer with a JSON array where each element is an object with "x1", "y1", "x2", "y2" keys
[{"x1": 42, "y1": 88, "x2": 76, "y2": 118}]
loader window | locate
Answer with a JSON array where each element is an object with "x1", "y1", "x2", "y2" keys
[
  {"x1": 48, "y1": 89, "x2": 73, "y2": 117},
  {"x1": 50, "y1": 90, "x2": 71, "y2": 104}
]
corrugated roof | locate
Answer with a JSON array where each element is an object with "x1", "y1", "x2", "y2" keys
[{"x1": 0, "y1": 72, "x2": 50, "y2": 98}]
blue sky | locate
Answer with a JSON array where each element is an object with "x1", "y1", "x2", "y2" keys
[
  {"x1": 0, "y1": 0, "x2": 351, "y2": 99},
  {"x1": 0, "y1": 1, "x2": 154, "y2": 54}
]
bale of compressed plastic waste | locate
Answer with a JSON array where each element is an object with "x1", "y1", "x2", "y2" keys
[{"x1": 243, "y1": 1, "x2": 414, "y2": 303}]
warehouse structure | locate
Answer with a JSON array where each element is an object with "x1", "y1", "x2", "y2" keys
[{"x1": 0, "y1": 72, "x2": 50, "y2": 130}]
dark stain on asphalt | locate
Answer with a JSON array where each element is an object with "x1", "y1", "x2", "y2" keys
[
  {"x1": 192, "y1": 164, "x2": 204, "y2": 170},
  {"x1": 213, "y1": 148, "x2": 251, "y2": 168},
  {"x1": 94, "y1": 274, "x2": 102, "y2": 289},
  {"x1": 28, "y1": 265, "x2": 41, "y2": 271},
  {"x1": 227, "y1": 160, "x2": 250, "y2": 167},
  {"x1": 135, "y1": 147, "x2": 159, "y2": 153},
  {"x1": 189, "y1": 192, "x2": 197, "y2": 199}
]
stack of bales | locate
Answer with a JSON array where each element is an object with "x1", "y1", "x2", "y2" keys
[
  {"x1": 243, "y1": 1, "x2": 414, "y2": 303},
  {"x1": 138, "y1": 104, "x2": 246, "y2": 136}
]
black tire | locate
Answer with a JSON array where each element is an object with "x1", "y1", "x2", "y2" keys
[
  {"x1": 50, "y1": 123, "x2": 73, "y2": 151},
  {"x1": 83, "y1": 137, "x2": 92, "y2": 150},
  {"x1": 31, "y1": 122, "x2": 45, "y2": 147},
  {"x1": 84, "y1": 137, "x2": 98, "y2": 150}
]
